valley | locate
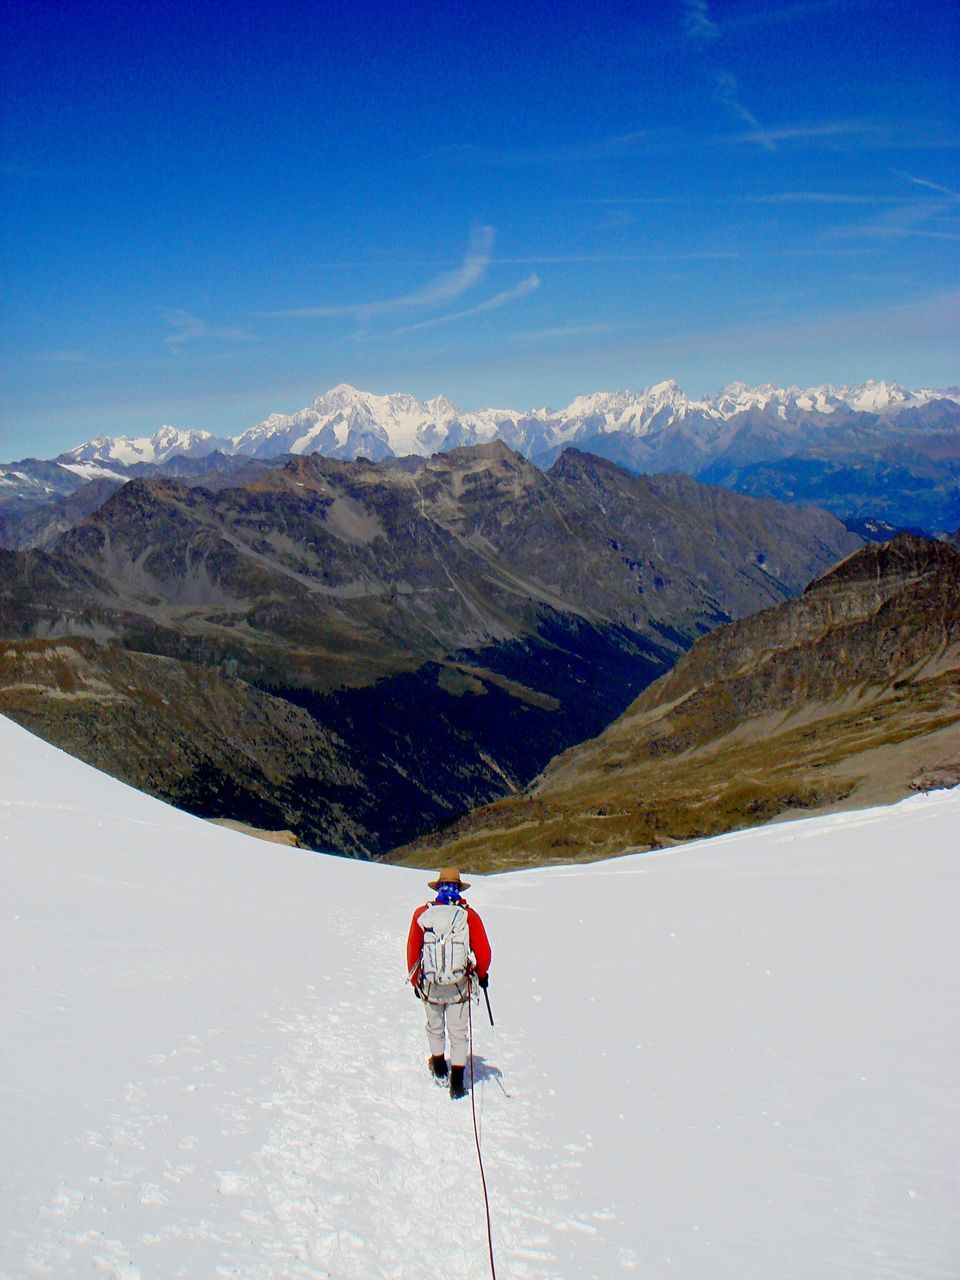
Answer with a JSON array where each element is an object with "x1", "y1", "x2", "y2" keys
[
  {"x1": 395, "y1": 536, "x2": 960, "y2": 871},
  {"x1": 0, "y1": 443, "x2": 860, "y2": 855}
]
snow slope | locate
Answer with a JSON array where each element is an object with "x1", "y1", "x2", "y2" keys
[{"x1": 1, "y1": 713, "x2": 957, "y2": 1280}]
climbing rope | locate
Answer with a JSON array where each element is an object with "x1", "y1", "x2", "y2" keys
[{"x1": 468, "y1": 986, "x2": 497, "y2": 1280}]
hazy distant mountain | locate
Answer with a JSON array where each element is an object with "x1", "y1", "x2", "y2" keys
[
  {"x1": 0, "y1": 444, "x2": 860, "y2": 855},
  {"x1": 0, "y1": 478, "x2": 124, "y2": 550},
  {"x1": 394, "y1": 535, "x2": 960, "y2": 872},
  {"x1": 0, "y1": 456, "x2": 125, "y2": 506},
  {"x1": 0, "y1": 453, "x2": 289, "y2": 550},
  {"x1": 62, "y1": 425, "x2": 230, "y2": 466}
]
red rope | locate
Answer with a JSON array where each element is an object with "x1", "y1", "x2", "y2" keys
[{"x1": 468, "y1": 988, "x2": 497, "y2": 1280}]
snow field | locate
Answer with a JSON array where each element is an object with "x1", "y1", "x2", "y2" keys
[{"x1": 1, "y1": 713, "x2": 958, "y2": 1279}]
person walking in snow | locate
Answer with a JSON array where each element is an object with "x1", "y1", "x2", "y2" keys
[{"x1": 406, "y1": 867, "x2": 492, "y2": 1099}]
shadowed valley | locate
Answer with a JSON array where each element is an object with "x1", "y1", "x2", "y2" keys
[{"x1": 393, "y1": 536, "x2": 960, "y2": 872}]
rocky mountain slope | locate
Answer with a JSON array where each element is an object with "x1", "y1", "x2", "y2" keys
[
  {"x1": 0, "y1": 453, "x2": 279, "y2": 550},
  {"x1": 0, "y1": 444, "x2": 860, "y2": 854},
  {"x1": 395, "y1": 535, "x2": 960, "y2": 871}
]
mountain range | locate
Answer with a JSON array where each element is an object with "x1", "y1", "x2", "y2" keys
[
  {"x1": 0, "y1": 444, "x2": 860, "y2": 855},
  {"x1": 53, "y1": 379, "x2": 960, "y2": 466},
  {"x1": 3, "y1": 377, "x2": 959, "y2": 542},
  {"x1": 395, "y1": 535, "x2": 960, "y2": 872}
]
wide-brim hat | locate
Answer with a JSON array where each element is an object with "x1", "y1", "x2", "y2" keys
[{"x1": 428, "y1": 866, "x2": 471, "y2": 891}]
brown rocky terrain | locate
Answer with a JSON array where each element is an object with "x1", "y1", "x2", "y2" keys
[
  {"x1": 0, "y1": 638, "x2": 373, "y2": 851},
  {"x1": 394, "y1": 535, "x2": 960, "y2": 872},
  {"x1": 0, "y1": 444, "x2": 861, "y2": 855}
]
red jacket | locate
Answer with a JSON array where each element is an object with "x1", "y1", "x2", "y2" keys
[{"x1": 406, "y1": 899, "x2": 491, "y2": 987}]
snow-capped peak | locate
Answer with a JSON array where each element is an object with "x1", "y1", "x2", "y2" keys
[
  {"x1": 229, "y1": 385, "x2": 475, "y2": 460},
  {"x1": 706, "y1": 380, "x2": 960, "y2": 421},
  {"x1": 844, "y1": 380, "x2": 913, "y2": 413},
  {"x1": 59, "y1": 426, "x2": 226, "y2": 467},
  {"x1": 55, "y1": 379, "x2": 960, "y2": 470},
  {"x1": 564, "y1": 382, "x2": 691, "y2": 423},
  {"x1": 424, "y1": 394, "x2": 460, "y2": 418}
]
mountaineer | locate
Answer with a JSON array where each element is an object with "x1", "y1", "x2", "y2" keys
[{"x1": 406, "y1": 867, "x2": 491, "y2": 1099}]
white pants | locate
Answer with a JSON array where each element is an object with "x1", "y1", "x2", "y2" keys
[{"x1": 422, "y1": 981, "x2": 470, "y2": 1067}]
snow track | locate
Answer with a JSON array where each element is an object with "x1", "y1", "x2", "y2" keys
[
  {"x1": 11, "y1": 925, "x2": 605, "y2": 1280},
  {"x1": 2, "y1": 715, "x2": 958, "y2": 1279}
]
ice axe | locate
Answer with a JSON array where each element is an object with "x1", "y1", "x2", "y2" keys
[{"x1": 480, "y1": 979, "x2": 494, "y2": 1027}]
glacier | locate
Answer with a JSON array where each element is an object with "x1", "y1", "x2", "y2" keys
[{"x1": 1, "y1": 712, "x2": 957, "y2": 1278}]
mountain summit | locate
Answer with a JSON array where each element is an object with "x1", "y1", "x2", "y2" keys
[{"x1": 56, "y1": 379, "x2": 960, "y2": 467}]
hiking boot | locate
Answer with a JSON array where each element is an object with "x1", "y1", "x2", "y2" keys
[
  {"x1": 449, "y1": 1065, "x2": 468, "y2": 1100},
  {"x1": 429, "y1": 1054, "x2": 448, "y2": 1080}
]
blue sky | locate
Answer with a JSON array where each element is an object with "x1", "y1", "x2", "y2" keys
[{"x1": 1, "y1": 0, "x2": 958, "y2": 460}]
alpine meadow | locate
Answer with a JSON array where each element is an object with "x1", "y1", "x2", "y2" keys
[{"x1": 1, "y1": 1, "x2": 958, "y2": 1278}]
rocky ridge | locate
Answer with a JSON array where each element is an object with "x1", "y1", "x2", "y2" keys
[{"x1": 394, "y1": 535, "x2": 960, "y2": 872}]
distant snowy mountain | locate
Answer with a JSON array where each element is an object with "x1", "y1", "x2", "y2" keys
[
  {"x1": 60, "y1": 425, "x2": 230, "y2": 467},
  {"x1": 54, "y1": 380, "x2": 960, "y2": 468},
  {"x1": 231, "y1": 384, "x2": 484, "y2": 461},
  {"x1": 21, "y1": 378, "x2": 958, "y2": 533},
  {"x1": 229, "y1": 379, "x2": 960, "y2": 463},
  {"x1": 2, "y1": 712, "x2": 957, "y2": 1278}
]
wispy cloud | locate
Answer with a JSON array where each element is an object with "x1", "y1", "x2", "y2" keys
[
  {"x1": 580, "y1": 192, "x2": 908, "y2": 208},
  {"x1": 855, "y1": 218, "x2": 960, "y2": 243},
  {"x1": 726, "y1": 121, "x2": 960, "y2": 152},
  {"x1": 513, "y1": 323, "x2": 615, "y2": 344},
  {"x1": 685, "y1": 0, "x2": 856, "y2": 42},
  {"x1": 763, "y1": 247, "x2": 874, "y2": 257},
  {"x1": 566, "y1": 289, "x2": 960, "y2": 375},
  {"x1": 749, "y1": 191, "x2": 904, "y2": 204},
  {"x1": 682, "y1": 0, "x2": 774, "y2": 152},
  {"x1": 493, "y1": 251, "x2": 742, "y2": 263},
  {"x1": 724, "y1": 0, "x2": 868, "y2": 31},
  {"x1": 575, "y1": 196, "x2": 688, "y2": 206},
  {"x1": 428, "y1": 135, "x2": 652, "y2": 167},
  {"x1": 838, "y1": 181, "x2": 960, "y2": 243},
  {"x1": 392, "y1": 275, "x2": 540, "y2": 336},
  {"x1": 682, "y1": 0, "x2": 719, "y2": 41},
  {"x1": 713, "y1": 71, "x2": 774, "y2": 150},
  {"x1": 726, "y1": 118, "x2": 868, "y2": 147},
  {"x1": 891, "y1": 170, "x2": 960, "y2": 201},
  {"x1": 265, "y1": 226, "x2": 496, "y2": 320},
  {"x1": 162, "y1": 309, "x2": 257, "y2": 348},
  {"x1": 30, "y1": 349, "x2": 90, "y2": 364}
]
